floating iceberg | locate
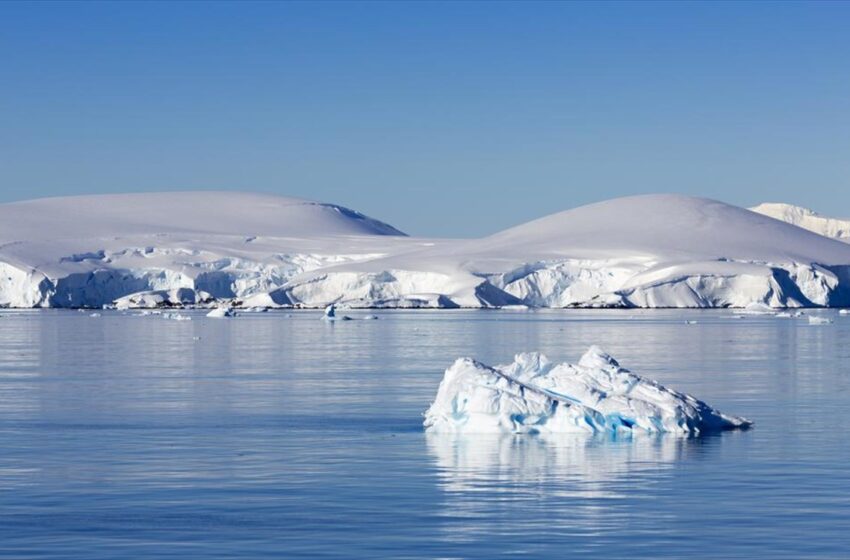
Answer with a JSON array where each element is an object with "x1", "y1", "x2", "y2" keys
[
  {"x1": 162, "y1": 312, "x2": 192, "y2": 321},
  {"x1": 321, "y1": 304, "x2": 351, "y2": 321},
  {"x1": 424, "y1": 347, "x2": 751, "y2": 435},
  {"x1": 808, "y1": 316, "x2": 833, "y2": 325},
  {"x1": 206, "y1": 307, "x2": 235, "y2": 318}
]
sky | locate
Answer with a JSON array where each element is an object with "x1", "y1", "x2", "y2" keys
[{"x1": 1, "y1": 1, "x2": 850, "y2": 237}]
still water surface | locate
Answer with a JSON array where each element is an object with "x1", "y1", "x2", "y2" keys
[{"x1": 0, "y1": 309, "x2": 848, "y2": 558}]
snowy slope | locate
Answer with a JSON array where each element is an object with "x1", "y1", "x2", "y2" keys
[
  {"x1": 2, "y1": 192, "x2": 850, "y2": 308},
  {"x1": 280, "y1": 194, "x2": 850, "y2": 308},
  {"x1": 0, "y1": 191, "x2": 405, "y2": 241},
  {"x1": 750, "y1": 203, "x2": 850, "y2": 242},
  {"x1": 0, "y1": 192, "x2": 419, "y2": 307}
]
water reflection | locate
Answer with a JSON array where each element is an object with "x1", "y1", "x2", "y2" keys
[
  {"x1": 426, "y1": 432, "x2": 726, "y2": 545},
  {"x1": 427, "y1": 433, "x2": 717, "y2": 498}
]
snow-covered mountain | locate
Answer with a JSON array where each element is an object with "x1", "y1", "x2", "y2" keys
[
  {"x1": 0, "y1": 192, "x2": 414, "y2": 308},
  {"x1": 2, "y1": 192, "x2": 850, "y2": 309},
  {"x1": 750, "y1": 203, "x2": 850, "y2": 242}
]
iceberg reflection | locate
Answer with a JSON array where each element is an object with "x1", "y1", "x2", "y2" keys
[{"x1": 426, "y1": 432, "x2": 724, "y2": 542}]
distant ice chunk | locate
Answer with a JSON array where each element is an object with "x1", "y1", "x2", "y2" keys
[
  {"x1": 206, "y1": 307, "x2": 235, "y2": 318},
  {"x1": 424, "y1": 347, "x2": 751, "y2": 435},
  {"x1": 321, "y1": 304, "x2": 351, "y2": 321},
  {"x1": 162, "y1": 312, "x2": 192, "y2": 321},
  {"x1": 840, "y1": 309, "x2": 850, "y2": 315},
  {"x1": 775, "y1": 310, "x2": 805, "y2": 318},
  {"x1": 808, "y1": 316, "x2": 833, "y2": 325}
]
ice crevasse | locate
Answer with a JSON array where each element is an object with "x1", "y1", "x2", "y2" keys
[{"x1": 424, "y1": 347, "x2": 751, "y2": 435}]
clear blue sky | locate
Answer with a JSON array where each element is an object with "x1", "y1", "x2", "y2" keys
[{"x1": 2, "y1": 1, "x2": 849, "y2": 236}]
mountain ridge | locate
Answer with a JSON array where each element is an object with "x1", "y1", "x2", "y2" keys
[{"x1": 1, "y1": 192, "x2": 849, "y2": 309}]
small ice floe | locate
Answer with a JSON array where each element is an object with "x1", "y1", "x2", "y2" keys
[
  {"x1": 322, "y1": 304, "x2": 351, "y2": 321},
  {"x1": 424, "y1": 347, "x2": 751, "y2": 435},
  {"x1": 840, "y1": 309, "x2": 850, "y2": 316},
  {"x1": 89, "y1": 312, "x2": 102, "y2": 318},
  {"x1": 135, "y1": 310, "x2": 163, "y2": 317},
  {"x1": 684, "y1": 320, "x2": 697, "y2": 325},
  {"x1": 808, "y1": 316, "x2": 833, "y2": 325},
  {"x1": 162, "y1": 312, "x2": 192, "y2": 321},
  {"x1": 362, "y1": 315, "x2": 379, "y2": 320},
  {"x1": 776, "y1": 311, "x2": 805, "y2": 318},
  {"x1": 206, "y1": 307, "x2": 236, "y2": 318}
]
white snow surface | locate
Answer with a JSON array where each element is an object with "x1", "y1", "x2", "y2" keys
[
  {"x1": 750, "y1": 203, "x2": 850, "y2": 243},
  {"x1": 2, "y1": 192, "x2": 850, "y2": 308},
  {"x1": 424, "y1": 347, "x2": 751, "y2": 435}
]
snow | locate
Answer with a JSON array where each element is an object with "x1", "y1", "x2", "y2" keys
[
  {"x1": 284, "y1": 194, "x2": 850, "y2": 309},
  {"x1": 114, "y1": 288, "x2": 213, "y2": 309},
  {"x1": 2, "y1": 192, "x2": 850, "y2": 309},
  {"x1": 750, "y1": 203, "x2": 850, "y2": 242},
  {"x1": 424, "y1": 347, "x2": 751, "y2": 435},
  {"x1": 741, "y1": 302, "x2": 777, "y2": 314}
]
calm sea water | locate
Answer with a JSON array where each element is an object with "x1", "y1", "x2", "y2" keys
[{"x1": 0, "y1": 309, "x2": 848, "y2": 559}]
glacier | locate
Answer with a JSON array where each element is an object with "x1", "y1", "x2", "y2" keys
[
  {"x1": 751, "y1": 202, "x2": 850, "y2": 243},
  {"x1": 423, "y1": 347, "x2": 751, "y2": 435},
  {"x1": 2, "y1": 191, "x2": 850, "y2": 309}
]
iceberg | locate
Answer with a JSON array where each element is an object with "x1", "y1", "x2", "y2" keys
[
  {"x1": 424, "y1": 347, "x2": 751, "y2": 435},
  {"x1": 321, "y1": 304, "x2": 351, "y2": 321},
  {"x1": 161, "y1": 312, "x2": 192, "y2": 321},
  {"x1": 206, "y1": 307, "x2": 235, "y2": 318}
]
